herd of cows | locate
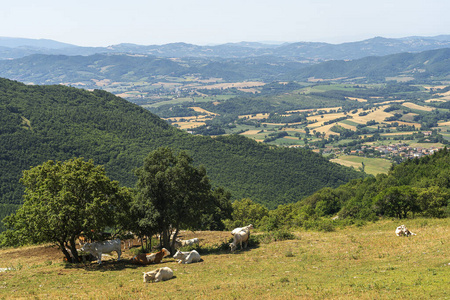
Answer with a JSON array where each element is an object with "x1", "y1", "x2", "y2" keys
[
  {"x1": 76, "y1": 224, "x2": 254, "y2": 282},
  {"x1": 75, "y1": 224, "x2": 414, "y2": 283}
]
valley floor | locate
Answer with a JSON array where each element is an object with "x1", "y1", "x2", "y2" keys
[{"x1": 0, "y1": 219, "x2": 449, "y2": 299}]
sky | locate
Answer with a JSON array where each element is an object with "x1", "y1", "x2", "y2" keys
[{"x1": 1, "y1": 0, "x2": 449, "y2": 47}]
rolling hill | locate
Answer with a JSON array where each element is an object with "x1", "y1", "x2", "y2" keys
[
  {"x1": 292, "y1": 47, "x2": 450, "y2": 81},
  {"x1": 0, "y1": 47, "x2": 449, "y2": 87},
  {"x1": 0, "y1": 78, "x2": 364, "y2": 228},
  {"x1": 1, "y1": 35, "x2": 450, "y2": 60}
]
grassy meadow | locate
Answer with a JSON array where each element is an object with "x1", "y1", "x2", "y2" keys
[
  {"x1": 0, "y1": 219, "x2": 449, "y2": 299},
  {"x1": 330, "y1": 155, "x2": 392, "y2": 176}
]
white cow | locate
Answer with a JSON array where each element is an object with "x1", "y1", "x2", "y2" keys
[
  {"x1": 81, "y1": 239, "x2": 122, "y2": 264},
  {"x1": 173, "y1": 250, "x2": 201, "y2": 264},
  {"x1": 395, "y1": 225, "x2": 416, "y2": 237},
  {"x1": 230, "y1": 230, "x2": 250, "y2": 252},
  {"x1": 143, "y1": 267, "x2": 174, "y2": 283},
  {"x1": 231, "y1": 224, "x2": 253, "y2": 236},
  {"x1": 178, "y1": 238, "x2": 199, "y2": 247}
]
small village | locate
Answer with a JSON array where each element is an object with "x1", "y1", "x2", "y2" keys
[{"x1": 325, "y1": 142, "x2": 445, "y2": 162}]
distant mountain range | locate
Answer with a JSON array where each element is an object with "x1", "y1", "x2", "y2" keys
[
  {"x1": 0, "y1": 47, "x2": 448, "y2": 85},
  {"x1": 1, "y1": 35, "x2": 450, "y2": 61}
]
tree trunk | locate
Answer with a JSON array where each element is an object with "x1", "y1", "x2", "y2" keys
[
  {"x1": 162, "y1": 229, "x2": 170, "y2": 251},
  {"x1": 69, "y1": 236, "x2": 80, "y2": 263},
  {"x1": 169, "y1": 228, "x2": 180, "y2": 254},
  {"x1": 59, "y1": 241, "x2": 73, "y2": 262}
]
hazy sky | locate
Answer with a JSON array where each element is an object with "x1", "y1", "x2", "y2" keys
[{"x1": 1, "y1": 0, "x2": 449, "y2": 46}]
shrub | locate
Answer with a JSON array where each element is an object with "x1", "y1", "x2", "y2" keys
[{"x1": 254, "y1": 230, "x2": 297, "y2": 244}]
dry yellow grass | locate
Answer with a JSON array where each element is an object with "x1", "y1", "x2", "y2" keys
[
  {"x1": 287, "y1": 107, "x2": 342, "y2": 114},
  {"x1": 189, "y1": 107, "x2": 218, "y2": 115},
  {"x1": 349, "y1": 107, "x2": 392, "y2": 124},
  {"x1": 336, "y1": 122, "x2": 357, "y2": 131},
  {"x1": 93, "y1": 79, "x2": 112, "y2": 87},
  {"x1": 307, "y1": 112, "x2": 347, "y2": 127},
  {"x1": 402, "y1": 102, "x2": 434, "y2": 112},
  {"x1": 239, "y1": 113, "x2": 270, "y2": 120},
  {"x1": 422, "y1": 85, "x2": 448, "y2": 90},
  {"x1": 307, "y1": 123, "x2": 338, "y2": 137},
  {"x1": 385, "y1": 121, "x2": 422, "y2": 128},
  {"x1": 347, "y1": 97, "x2": 367, "y2": 102},
  {"x1": 177, "y1": 122, "x2": 206, "y2": 129},
  {"x1": 425, "y1": 98, "x2": 447, "y2": 103},
  {"x1": 240, "y1": 130, "x2": 262, "y2": 135},
  {"x1": 280, "y1": 128, "x2": 306, "y2": 133},
  {"x1": 375, "y1": 100, "x2": 405, "y2": 105},
  {"x1": 439, "y1": 121, "x2": 450, "y2": 126}
]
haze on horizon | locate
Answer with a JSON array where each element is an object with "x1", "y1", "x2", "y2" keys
[{"x1": 1, "y1": 0, "x2": 449, "y2": 47}]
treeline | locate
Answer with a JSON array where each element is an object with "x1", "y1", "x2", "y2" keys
[
  {"x1": 0, "y1": 78, "x2": 364, "y2": 219},
  {"x1": 231, "y1": 149, "x2": 450, "y2": 231}
]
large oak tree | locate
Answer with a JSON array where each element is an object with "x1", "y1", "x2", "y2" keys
[
  {"x1": 2, "y1": 158, "x2": 131, "y2": 262},
  {"x1": 131, "y1": 147, "x2": 231, "y2": 253}
]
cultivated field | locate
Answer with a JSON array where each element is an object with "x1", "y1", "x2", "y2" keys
[
  {"x1": 330, "y1": 155, "x2": 392, "y2": 175},
  {"x1": 0, "y1": 219, "x2": 449, "y2": 299}
]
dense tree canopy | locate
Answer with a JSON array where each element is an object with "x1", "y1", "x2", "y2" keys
[{"x1": 131, "y1": 147, "x2": 232, "y2": 252}]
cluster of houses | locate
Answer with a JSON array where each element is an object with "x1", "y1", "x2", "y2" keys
[{"x1": 337, "y1": 143, "x2": 444, "y2": 160}]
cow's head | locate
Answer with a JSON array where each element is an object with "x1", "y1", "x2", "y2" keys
[
  {"x1": 161, "y1": 248, "x2": 170, "y2": 257},
  {"x1": 229, "y1": 243, "x2": 237, "y2": 252},
  {"x1": 143, "y1": 270, "x2": 157, "y2": 282},
  {"x1": 81, "y1": 243, "x2": 92, "y2": 252},
  {"x1": 173, "y1": 250, "x2": 183, "y2": 260}
]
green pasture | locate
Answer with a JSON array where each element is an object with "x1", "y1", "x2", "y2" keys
[{"x1": 331, "y1": 155, "x2": 392, "y2": 176}]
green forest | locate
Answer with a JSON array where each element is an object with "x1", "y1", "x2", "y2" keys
[
  {"x1": 0, "y1": 78, "x2": 365, "y2": 231},
  {"x1": 247, "y1": 148, "x2": 450, "y2": 231}
]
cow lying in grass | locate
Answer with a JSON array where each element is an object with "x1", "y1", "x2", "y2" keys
[
  {"x1": 176, "y1": 238, "x2": 199, "y2": 247},
  {"x1": 131, "y1": 248, "x2": 170, "y2": 265},
  {"x1": 143, "y1": 267, "x2": 173, "y2": 283},
  {"x1": 81, "y1": 239, "x2": 121, "y2": 264},
  {"x1": 395, "y1": 225, "x2": 416, "y2": 237},
  {"x1": 173, "y1": 250, "x2": 201, "y2": 264}
]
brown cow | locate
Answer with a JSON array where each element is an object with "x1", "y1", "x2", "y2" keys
[{"x1": 131, "y1": 248, "x2": 170, "y2": 265}]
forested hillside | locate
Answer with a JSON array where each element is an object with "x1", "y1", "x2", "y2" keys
[
  {"x1": 0, "y1": 54, "x2": 307, "y2": 85},
  {"x1": 0, "y1": 78, "x2": 364, "y2": 229},
  {"x1": 292, "y1": 48, "x2": 450, "y2": 81},
  {"x1": 0, "y1": 48, "x2": 449, "y2": 88},
  {"x1": 260, "y1": 149, "x2": 450, "y2": 230}
]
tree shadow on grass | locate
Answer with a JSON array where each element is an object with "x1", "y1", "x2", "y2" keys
[
  {"x1": 63, "y1": 258, "x2": 176, "y2": 272},
  {"x1": 181, "y1": 236, "x2": 261, "y2": 256}
]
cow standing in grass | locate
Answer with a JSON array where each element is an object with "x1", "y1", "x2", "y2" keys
[
  {"x1": 230, "y1": 230, "x2": 250, "y2": 252},
  {"x1": 81, "y1": 239, "x2": 122, "y2": 264}
]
